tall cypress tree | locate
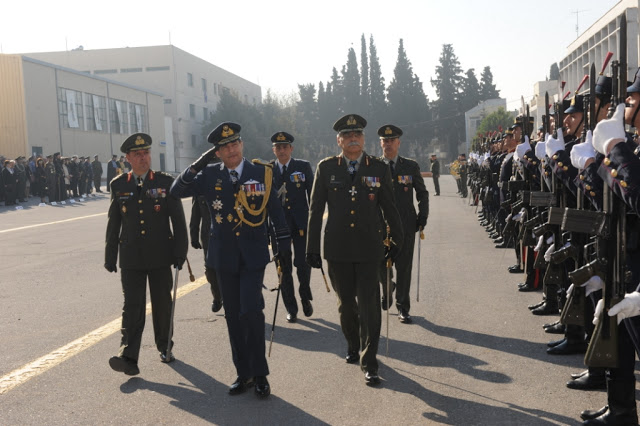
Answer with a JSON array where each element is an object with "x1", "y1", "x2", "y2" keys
[
  {"x1": 360, "y1": 34, "x2": 370, "y2": 116},
  {"x1": 479, "y1": 66, "x2": 500, "y2": 100},
  {"x1": 431, "y1": 44, "x2": 464, "y2": 158},
  {"x1": 369, "y1": 35, "x2": 387, "y2": 126},
  {"x1": 460, "y1": 68, "x2": 481, "y2": 112},
  {"x1": 342, "y1": 48, "x2": 360, "y2": 114}
]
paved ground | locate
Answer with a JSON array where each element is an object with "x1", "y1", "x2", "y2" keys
[{"x1": 0, "y1": 177, "x2": 620, "y2": 425}]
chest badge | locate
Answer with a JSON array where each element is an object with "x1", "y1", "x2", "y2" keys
[
  {"x1": 121, "y1": 205, "x2": 127, "y2": 214},
  {"x1": 227, "y1": 213, "x2": 234, "y2": 222},
  {"x1": 212, "y1": 199, "x2": 223, "y2": 210},
  {"x1": 215, "y1": 213, "x2": 223, "y2": 224},
  {"x1": 368, "y1": 193, "x2": 376, "y2": 201},
  {"x1": 154, "y1": 204, "x2": 161, "y2": 212},
  {"x1": 349, "y1": 186, "x2": 357, "y2": 196}
]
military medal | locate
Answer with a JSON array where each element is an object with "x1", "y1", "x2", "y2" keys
[
  {"x1": 212, "y1": 199, "x2": 223, "y2": 210},
  {"x1": 227, "y1": 213, "x2": 234, "y2": 222},
  {"x1": 349, "y1": 186, "x2": 357, "y2": 196},
  {"x1": 154, "y1": 204, "x2": 161, "y2": 212},
  {"x1": 121, "y1": 205, "x2": 127, "y2": 213},
  {"x1": 215, "y1": 213, "x2": 223, "y2": 224}
]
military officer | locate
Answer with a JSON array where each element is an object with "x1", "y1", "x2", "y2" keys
[
  {"x1": 171, "y1": 122, "x2": 290, "y2": 398},
  {"x1": 105, "y1": 133, "x2": 188, "y2": 376},
  {"x1": 306, "y1": 114, "x2": 403, "y2": 386},
  {"x1": 270, "y1": 131, "x2": 314, "y2": 323},
  {"x1": 377, "y1": 124, "x2": 429, "y2": 323},
  {"x1": 92, "y1": 155, "x2": 103, "y2": 192},
  {"x1": 430, "y1": 154, "x2": 440, "y2": 196}
]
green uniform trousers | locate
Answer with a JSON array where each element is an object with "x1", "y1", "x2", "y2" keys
[{"x1": 379, "y1": 226, "x2": 417, "y2": 312}]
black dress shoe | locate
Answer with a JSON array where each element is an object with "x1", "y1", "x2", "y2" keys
[
  {"x1": 160, "y1": 351, "x2": 175, "y2": 363},
  {"x1": 518, "y1": 283, "x2": 537, "y2": 292},
  {"x1": 495, "y1": 241, "x2": 509, "y2": 249},
  {"x1": 302, "y1": 300, "x2": 313, "y2": 317},
  {"x1": 211, "y1": 298, "x2": 223, "y2": 313},
  {"x1": 398, "y1": 309, "x2": 412, "y2": 324},
  {"x1": 493, "y1": 237, "x2": 503, "y2": 243},
  {"x1": 508, "y1": 265, "x2": 524, "y2": 273},
  {"x1": 543, "y1": 319, "x2": 560, "y2": 328},
  {"x1": 529, "y1": 300, "x2": 545, "y2": 310},
  {"x1": 547, "y1": 337, "x2": 566, "y2": 348},
  {"x1": 286, "y1": 313, "x2": 297, "y2": 323},
  {"x1": 109, "y1": 355, "x2": 140, "y2": 376},
  {"x1": 345, "y1": 351, "x2": 359, "y2": 364},
  {"x1": 531, "y1": 302, "x2": 559, "y2": 315},
  {"x1": 489, "y1": 232, "x2": 499, "y2": 239},
  {"x1": 546, "y1": 339, "x2": 588, "y2": 355},
  {"x1": 364, "y1": 371, "x2": 381, "y2": 385},
  {"x1": 544, "y1": 322, "x2": 566, "y2": 334},
  {"x1": 581, "y1": 406, "x2": 608, "y2": 421},
  {"x1": 571, "y1": 369, "x2": 589, "y2": 380},
  {"x1": 254, "y1": 376, "x2": 270, "y2": 397},
  {"x1": 229, "y1": 376, "x2": 254, "y2": 395},
  {"x1": 566, "y1": 372, "x2": 606, "y2": 390}
]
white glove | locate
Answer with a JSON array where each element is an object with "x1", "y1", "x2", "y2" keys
[
  {"x1": 513, "y1": 208, "x2": 526, "y2": 223},
  {"x1": 593, "y1": 298, "x2": 604, "y2": 325},
  {"x1": 535, "y1": 139, "x2": 547, "y2": 160},
  {"x1": 515, "y1": 136, "x2": 532, "y2": 160},
  {"x1": 566, "y1": 283, "x2": 574, "y2": 298},
  {"x1": 513, "y1": 148, "x2": 520, "y2": 162},
  {"x1": 608, "y1": 291, "x2": 640, "y2": 324},
  {"x1": 570, "y1": 130, "x2": 597, "y2": 169},
  {"x1": 546, "y1": 235, "x2": 554, "y2": 245},
  {"x1": 544, "y1": 243, "x2": 556, "y2": 262},
  {"x1": 593, "y1": 103, "x2": 626, "y2": 155},
  {"x1": 534, "y1": 235, "x2": 545, "y2": 252},
  {"x1": 580, "y1": 275, "x2": 604, "y2": 297},
  {"x1": 545, "y1": 129, "x2": 566, "y2": 158},
  {"x1": 505, "y1": 213, "x2": 512, "y2": 222}
]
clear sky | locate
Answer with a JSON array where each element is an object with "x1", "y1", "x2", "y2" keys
[{"x1": 1, "y1": 0, "x2": 621, "y2": 112}]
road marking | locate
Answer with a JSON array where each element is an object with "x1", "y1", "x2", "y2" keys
[
  {"x1": 0, "y1": 275, "x2": 207, "y2": 395},
  {"x1": 0, "y1": 213, "x2": 107, "y2": 234}
]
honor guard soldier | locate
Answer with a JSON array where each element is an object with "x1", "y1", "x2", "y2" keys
[
  {"x1": 377, "y1": 124, "x2": 429, "y2": 323},
  {"x1": 270, "y1": 131, "x2": 314, "y2": 323},
  {"x1": 306, "y1": 114, "x2": 403, "y2": 385},
  {"x1": 430, "y1": 154, "x2": 440, "y2": 196},
  {"x1": 171, "y1": 122, "x2": 291, "y2": 398},
  {"x1": 105, "y1": 133, "x2": 188, "y2": 376}
]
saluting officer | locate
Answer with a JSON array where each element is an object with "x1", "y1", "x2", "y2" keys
[
  {"x1": 270, "y1": 131, "x2": 314, "y2": 323},
  {"x1": 377, "y1": 124, "x2": 429, "y2": 323},
  {"x1": 171, "y1": 122, "x2": 290, "y2": 398},
  {"x1": 306, "y1": 114, "x2": 403, "y2": 386},
  {"x1": 105, "y1": 133, "x2": 188, "y2": 376}
]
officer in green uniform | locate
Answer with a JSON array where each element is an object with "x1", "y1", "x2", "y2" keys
[
  {"x1": 306, "y1": 114, "x2": 403, "y2": 386},
  {"x1": 377, "y1": 124, "x2": 429, "y2": 323},
  {"x1": 105, "y1": 133, "x2": 188, "y2": 376}
]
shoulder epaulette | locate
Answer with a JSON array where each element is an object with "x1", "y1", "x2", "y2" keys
[
  {"x1": 110, "y1": 173, "x2": 126, "y2": 185},
  {"x1": 251, "y1": 158, "x2": 273, "y2": 168}
]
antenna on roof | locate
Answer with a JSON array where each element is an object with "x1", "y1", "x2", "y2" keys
[{"x1": 572, "y1": 9, "x2": 590, "y2": 39}]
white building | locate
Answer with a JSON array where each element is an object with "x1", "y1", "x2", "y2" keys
[
  {"x1": 464, "y1": 98, "x2": 507, "y2": 152},
  {"x1": 528, "y1": 80, "x2": 559, "y2": 133},
  {"x1": 559, "y1": 0, "x2": 640, "y2": 96},
  {"x1": 26, "y1": 45, "x2": 262, "y2": 171}
]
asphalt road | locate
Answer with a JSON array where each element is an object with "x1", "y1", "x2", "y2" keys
[{"x1": 0, "y1": 177, "x2": 616, "y2": 425}]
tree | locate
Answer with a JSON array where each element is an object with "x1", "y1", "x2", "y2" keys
[
  {"x1": 368, "y1": 35, "x2": 386, "y2": 126},
  {"x1": 360, "y1": 34, "x2": 370, "y2": 116},
  {"x1": 342, "y1": 47, "x2": 361, "y2": 114},
  {"x1": 460, "y1": 68, "x2": 481, "y2": 113},
  {"x1": 431, "y1": 44, "x2": 464, "y2": 158},
  {"x1": 476, "y1": 107, "x2": 514, "y2": 135},
  {"x1": 549, "y1": 62, "x2": 560, "y2": 80},
  {"x1": 479, "y1": 66, "x2": 500, "y2": 100}
]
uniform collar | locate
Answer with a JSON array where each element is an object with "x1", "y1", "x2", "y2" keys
[{"x1": 277, "y1": 158, "x2": 291, "y2": 173}]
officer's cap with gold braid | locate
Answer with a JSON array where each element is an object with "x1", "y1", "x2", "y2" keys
[
  {"x1": 377, "y1": 124, "x2": 403, "y2": 139},
  {"x1": 207, "y1": 122, "x2": 242, "y2": 146},
  {"x1": 271, "y1": 131, "x2": 294, "y2": 145},
  {"x1": 121, "y1": 133, "x2": 152, "y2": 153},
  {"x1": 333, "y1": 114, "x2": 367, "y2": 133}
]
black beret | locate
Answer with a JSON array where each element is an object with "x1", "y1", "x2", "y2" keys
[
  {"x1": 271, "y1": 131, "x2": 294, "y2": 144},
  {"x1": 120, "y1": 133, "x2": 152, "y2": 153},
  {"x1": 333, "y1": 114, "x2": 367, "y2": 133},
  {"x1": 377, "y1": 124, "x2": 403, "y2": 139}
]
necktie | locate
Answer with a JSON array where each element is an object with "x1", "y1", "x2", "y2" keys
[
  {"x1": 229, "y1": 170, "x2": 239, "y2": 184},
  {"x1": 389, "y1": 160, "x2": 396, "y2": 176},
  {"x1": 281, "y1": 165, "x2": 287, "y2": 184}
]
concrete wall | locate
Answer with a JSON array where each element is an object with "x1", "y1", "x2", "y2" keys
[{"x1": 0, "y1": 55, "x2": 28, "y2": 159}]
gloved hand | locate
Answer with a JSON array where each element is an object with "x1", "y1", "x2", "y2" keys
[
  {"x1": 534, "y1": 235, "x2": 545, "y2": 252},
  {"x1": 174, "y1": 258, "x2": 185, "y2": 270},
  {"x1": 535, "y1": 138, "x2": 547, "y2": 160},
  {"x1": 385, "y1": 244, "x2": 401, "y2": 262},
  {"x1": 566, "y1": 283, "x2": 574, "y2": 298},
  {"x1": 593, "y1": 298, "x2": 604, "y2": 325},
  {"x1": 104, "y1": 263, "x2": 117, "y2": 273},
  {"x1": 580, "y1": 275, "x2": 604, "y2": 297},
  {"x1": 570, "y1": 130, "x2": 597, "y2": 169},
  {"x1": 608, "y1": 291, "x2": 640, "y2": 324},
  {"x1": 416, "y1": 215, "x2": 427, "y2": 232},
  {"x1": 306, "y1": 253, "x2": 322, "y2": 269},
  {"x1": 515, "y1": 136, "x2": 532, "y2": 160},
  {"x1": 545, "y1": 130, "x2": 565, "y2": 158},
  {"x1": 505, "y1": 213, "x2": 513, "y2": 222},
  {"x1": 543, "y1": 243, "x2": 555, "y2": 262},
  {"x1": 513, "y1": 208, "x2": 526, "y2": 223},
  {"x1": 593, "y1": 103, "x2": 626, "y2": 155},
  {"x1": 191, "y1": 240, "x2": 202, "y2": 250},
  {"x1": 189, "y1": 146, "x2": 218, "y2": 174}
]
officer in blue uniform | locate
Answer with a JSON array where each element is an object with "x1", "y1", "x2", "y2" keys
[
  {"x1": 270, "y1": 131, "x2": 314, "y2": 322},
  {"x1": 170, "y1": 122, "x2": 290, "y2": 398}
]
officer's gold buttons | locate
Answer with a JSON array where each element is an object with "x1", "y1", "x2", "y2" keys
[
  {"x1": 590, "y1": 191, "x2": 596, "y2": 197},
  {"x1": 553, "y1": 154, "x2": 558, "y2": 160},
  {"x1": 558, "y1": 161, "x2": 563, "y2": 167},
  {"x1": 621, "y1": 180, "x2": 628, "y2": 188},
  {"x1": 545, "y1": 172, "x2": 549, "y2": 176},
  {"x1": 287, "y1": 206, "x2": 291, "y2": 209},
  {"x1": 563, "y1": 166, "x2": 569, "y2": 171},
  {"x1": 579, "y1": 174, "x2": 585, "y2": 180},
  {"x1": 585, "y1": 185, "x2": 592, "y2": 191},
  {"x1": 533, "y1": 161, "x2": 537, "y2": 165},
  {"x1": 611, "y1": 169, "x2": 618, "y2": 178},
  {"x1": 140, "y1": 220, "x2": 145, "y2": 224},
  {"x1": 351, "y1": 197, "x2": 355, "y2": 201},
  {"x1": 139, "y1": 209, "x2": 143, "y2": 214},
  {"x1": 138, "y1": 200, "x2": 142, "y2": 204},
  {"x1": 235, "y1": 232, "x2": 240, "y2": 236},
  {"x1": 234, "y1": 218, "x2": 239, "y2": 223},
  {"x1": 350, "y1": 223, "x2": 355, "y2": 228},
  {"x1": 350, "y1": 210, "x2": 355, "y2": 214},
  {"x1": 285, "y1": 198, "x2": 289, "y2": 201},
  {"x1": 141, "y1": 230, "x2": 146, "y2": 235},
  {"x1": 604, "y1": 158, "x2": 611, "y2": 166}
]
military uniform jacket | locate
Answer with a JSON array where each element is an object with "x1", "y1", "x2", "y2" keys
[
  {"x1": 190, "y1": 195, "x2": 211, "y2": 250},
  {"x1": 430, "y1": 159, "x2": 440, "y2": 177},
  {"x1": 383, "y1": 156, "x2": 429, "y2": 227},
  {"x1": 92, "y1": 160, "x2": 103, "y2": 177},
  {"x1": 105, "y1": 170, "x2": 188, "y2": 270},
  {"x1": 170, "y1": 159, "x2": 290, "y2": 272},
  {"x1": 270, "y1": 158, "x2": 313, "y2": 236},
  {"x1": 598, "y1": 137, "x2": 640, "y2": 216},
  {"x1": 307, "y1": 152, "x2": 404, "y2": 263}
]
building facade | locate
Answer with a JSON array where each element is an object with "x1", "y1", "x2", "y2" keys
[
  {"x1": 0, "y1": 54, "x2": 166, "y2": 169},
  {"x1": 464, "y1": 98, "x2": 507, "y2": 153},
  {"x1": 26, "y1": 45, "x2": 263, "y2": 171}
]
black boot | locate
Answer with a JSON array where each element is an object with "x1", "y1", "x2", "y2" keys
[
  {"x1": 567, "y1": 367, "x2": 606, "y2": 390},
  {"x1": 544, "y1": 322, "x2": 566, "y2": 334},
  {"x1": 584, "y1": 378, "x2": 638, "y2": 425},
  {"x1": 532, "y1": 284, "x2": 559, "y2": 315}
]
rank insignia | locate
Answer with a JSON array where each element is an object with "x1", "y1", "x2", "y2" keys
[
  {"x1": 250, "y1": 203, "x2": 256, "y2": 209},
  {"x1": 212, "y1": 199, "x2": 223, "y2": 210},
  {"x1": 121, "y1": 205, "x2": 127, "y2": 213},
  {"x1": 299, "y1": 229, "x2": 305, "y2": 237},
  {"x1": 227, "y1": 214, "x2": 234, "y2": 222},
  {"x1": 215, "y1": 213, "x2": 223, "y2": 224},
  {"x1": 154, "y1": 204, "x2": 161, "y2": 212}
]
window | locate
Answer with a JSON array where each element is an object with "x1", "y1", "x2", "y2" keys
[
  {"x1": 202, "y1": 78, "x2": 207, "y2": 91},
  {"x1": 203, "y1": 107, "x2": 208, "y2": 122},
  {"x1": 109, "y1": 98, "x2": 128, "y2": 134},
  {"x1": 121, "y1": 67, "x2": 143, "y2": 73},
  {"x1": 189, "y1": 104, "x2": 196, "y2": 119},
  {"x1": 187, "y1": 72, "x2": 193, "y2": 87},
  {"x1": 58, "y1": 87, "x2": 84, "y2": 130},
  {"x1": 146, "y1": 66, "x2": 170, "y2": 72},
  {"x1": 163, "y1": 99, "x2": 172, "y2": 104},
  {"x1": 129, "y1": 102, "x2": 148, "y2": 133},
  {"x1": 214, "y1": 83, "x2": 218, "y2": 95},
  {"x1": 84, "y1": 93, "x2": 107, "y2": 132},
  {"x1": 94, "y1": 69, "x2": 117, "y2": 75},
  {"x1": 191, "y1": 134, "x2": 197, "y2": 147}
]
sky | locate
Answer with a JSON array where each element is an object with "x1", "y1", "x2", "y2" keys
[{"x1": 1, "y1": 0, "x2": 622, "y2": 112}]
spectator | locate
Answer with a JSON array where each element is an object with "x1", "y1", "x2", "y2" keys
[
  {"x1": 2, "y1": 160, "x2": 18, "y2": 205},
  {"x1": 92, "y1": 155, "x2": 103, "y2": 193}
]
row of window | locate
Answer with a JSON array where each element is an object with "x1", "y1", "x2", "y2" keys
[
  {"x1": 186, "y1": 72, "x2": 231, "y2": 99},
  {"x1": 90, "y1": 66, "x2": 170, "y2": 75},
  {"x1": 57, "y1": 88, "x2": 147, "y2": 134}
]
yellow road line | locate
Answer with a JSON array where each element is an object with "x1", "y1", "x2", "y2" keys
[
  {"x1": 0, "y1": 213, "x2": 107, "y2": 234},
  {"x1": 0, "y1": 275, "x2": 207, "y2": 395}
]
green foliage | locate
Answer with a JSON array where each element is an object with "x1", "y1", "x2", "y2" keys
[
  {"x1": 479, "y1": 66, "x2": 500, "y2": 100},
  {"x1": 476, "y1": 107, "x2": 514, "y2": 135},
  {"x1": 549, "y1": 63, "x2": 560, "y2": 81}
]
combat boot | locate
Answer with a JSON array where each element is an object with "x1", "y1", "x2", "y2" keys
[{"x1": 583, "y1": 378, "x2": 638, "y2": 425}]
